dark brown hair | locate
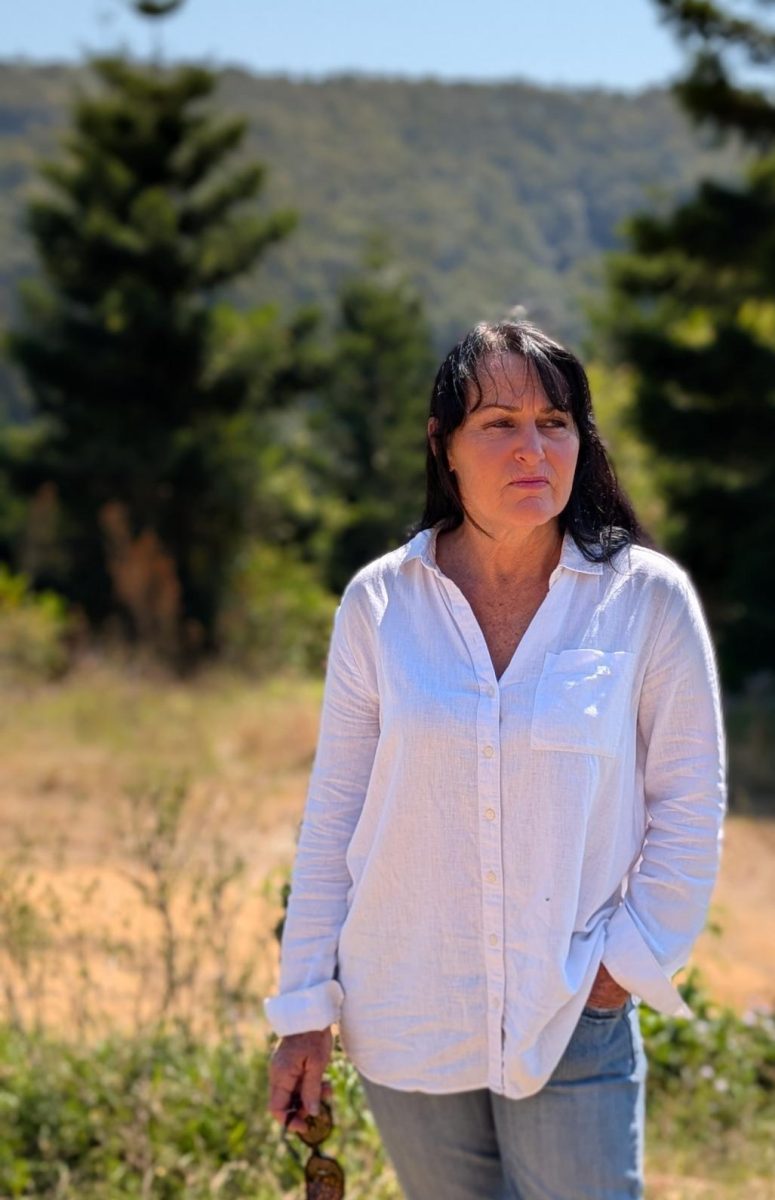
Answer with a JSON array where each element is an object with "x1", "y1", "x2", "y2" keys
[{"x1": 414, "y1": 318, "x2": 651, "y2": 561}]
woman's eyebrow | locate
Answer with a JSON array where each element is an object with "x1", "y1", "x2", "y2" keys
[{"x1": 474, "y1": 402, "x2": 563, "y2": 414}]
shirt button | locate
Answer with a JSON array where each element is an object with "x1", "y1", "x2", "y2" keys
[
  {"x1": 482, "y1": 745, "x2": 495, "y2": 758},
  {"x1": 483, "y1": 684, "x2": 495, "y2": 697},
  {"x1": 490, "y1": 996, "x2": 499, "y2": 1009},
  {"x1": 489, "y1": 934, "x2": 498, "y2": 946},
  {"x1": 484, "y1": 808, "x2": 496, "y2": 821},
  {"x1": 486, "y1": 870, "x2": 497, "y2": 883}
]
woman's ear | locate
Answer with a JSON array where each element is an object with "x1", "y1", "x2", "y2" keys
[
  {"x1": 429, "y1": 417, "x2": 456, "y2": 473},
  {"x1": 427, "y1": 416, "x2": 439, "y2": 456},
  {"x1": 428, "y1": 416, "x2": 457, "y2": 473},
  {"x1": 428, "y1": 416, "x2": 452, "y2": 466}
]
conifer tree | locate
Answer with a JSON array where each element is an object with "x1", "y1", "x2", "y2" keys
[
  {"x1": 7, "y1": 48, "x2": 301, "y2": 666},
  {"x1": 598, "y1": 0, "x2": 775, "y2": 687},
  {"x1": 312, "y1": 240, "x2": 436, "y2": 592},
  {"x1": 134, "y1": 1, "x2": 185, "y2": 14}
]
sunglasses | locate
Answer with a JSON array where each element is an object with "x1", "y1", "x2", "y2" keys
[{"x1": 283, "y1": 1091, "x2": 346, "y2": 1200}]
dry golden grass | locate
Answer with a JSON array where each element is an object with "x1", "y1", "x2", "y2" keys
[
  {"x1": 1, "y1": 657, "x2": 773, "y2": 1199},
  {"x1": 1, "y1": 655, "x2": 773, "y2": 1033},
  {"x1": 0, "y1": 658, "x2": 322, "y2": 1036},
  {"x1": 691, "y1": 815, "x2": 775, "y2": 1014},
  {"x1": 645, "y1": 1176, "x2": 774, "y2": 1200}
]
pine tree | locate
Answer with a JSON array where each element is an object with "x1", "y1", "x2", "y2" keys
[
  {"x1": 134, "y1": 1, "x2": 185, "y2": 14},
  {"x1": 597, "y1": 0, "x2": 775, "y2": 687},
  {"x1": 311, "y1": 240, "x2": 437, "y2": 592},
  {"x1": 654, "y1": 0, "x2": 775, "y2": 147},
  {"x1": 7, "y1": 53, "x2": 301, "y2": 666}
]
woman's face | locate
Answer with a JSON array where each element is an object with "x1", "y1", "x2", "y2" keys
[{"x1": 434, "y1": 352, "x2": 580, "y2": 538}]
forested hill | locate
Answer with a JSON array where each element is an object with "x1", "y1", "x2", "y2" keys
[{"x1": 0, "y1": 61, "x2": 746, "y2": 353}]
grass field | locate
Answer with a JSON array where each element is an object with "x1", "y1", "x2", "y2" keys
[{"x1": 1, "y1": 658, "x2": 773, "y2": 1198}]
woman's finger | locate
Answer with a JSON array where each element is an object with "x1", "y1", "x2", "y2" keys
[
  {"x1": 267, "y1": 1077, "x2": 297, "y2": 1123},
  {"x1": 267, "y1": 1052, "x2": 304, "y2": 1123}
]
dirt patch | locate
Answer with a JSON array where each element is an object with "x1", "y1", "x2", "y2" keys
[{"x1": 690, "y1": 814, "x2": 775, "y2": 1012}]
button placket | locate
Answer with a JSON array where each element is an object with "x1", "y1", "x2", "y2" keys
[
  {"x1": 475, "y1": 672, "x2": 506, "y2": 1086},
  {"x1": 436, "y1": 578, "x2": 507, "y2": 1089}
]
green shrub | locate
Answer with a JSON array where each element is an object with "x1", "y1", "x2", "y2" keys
[
  {"x1": 0, "y1": 564, "x2": 72, "y2": 682},
  {"x1": 216, "y1": 542, "x2": 336, "y2": 678},
  {"x1": 0, "y1": 1026, "x2": 397, "y2": 1199},
  {"x1": 724, "y1": 687, "x2": 775, "y2": 811},
  {"x1": 642, "y1": 968, "x2": 775, "y2": 1172},
  {"x1": 0, "y1": 970, "x2": 772, "y2": 1198}
]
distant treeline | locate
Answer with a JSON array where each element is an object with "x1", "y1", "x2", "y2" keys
[{"x1": 0, "y1": 60, "x2": 747, "y2": 364}]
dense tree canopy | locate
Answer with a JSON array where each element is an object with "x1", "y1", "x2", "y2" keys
[
  {"x1": 310, "y1": 242, "x2": 437, "y2": 591},
  {"x1": 5, "y1": 55, "x2": 301, "y2": 664},
  {"x1": 0, "y1": 62, "x2": 747, "y2": 364},
  {"x1": 597, "y1": 0, "x2": 775, "y2": 687}
]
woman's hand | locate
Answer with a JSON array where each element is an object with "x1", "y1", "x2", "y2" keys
[
  {"x1": 267, "y1": 1028, "x2": 334, "y2": 1132},
  {"x1": 586, "y1": 962, "x2": 630, "y2": 1008}
]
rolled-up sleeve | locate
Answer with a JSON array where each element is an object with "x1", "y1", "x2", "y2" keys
[
  {"x1": 263, "y1": 582, "x2": 380, "y2": 1037},
  {"x1": 602, "y1": 571, "x2": 727, "y2": 1018}
]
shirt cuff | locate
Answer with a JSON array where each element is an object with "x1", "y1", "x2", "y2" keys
[
  {"x1": 602, "y1": 904, "x2": 694, "y2": 1019},
  {"x1": 263, "y1": 980, "x2": 344, "y2": 1037}
]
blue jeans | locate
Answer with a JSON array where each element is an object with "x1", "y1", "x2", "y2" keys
[{"x1": 357, "y1": 997, "x2": 647, "y2": 1200}]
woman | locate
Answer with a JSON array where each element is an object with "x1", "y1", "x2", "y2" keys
[{"x1": 265, "y1": 319, "x2": 727, "y2": 1200}]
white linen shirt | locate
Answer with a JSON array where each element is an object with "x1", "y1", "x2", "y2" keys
[{"x1": 264, "y1": 524, "x2": 727, "y2": 1100}]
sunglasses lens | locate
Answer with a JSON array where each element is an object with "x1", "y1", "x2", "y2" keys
[
  {"x1": 296, "y1": 1099, "x2": 334, "y2": 1147},
  {"x1": 305, "y1": 1153, "x2": 345, "y2": 1200}
]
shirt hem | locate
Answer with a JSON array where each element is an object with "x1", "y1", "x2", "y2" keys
[{"x1": 348, "y1": 1055, "x2": 550, "y2": 1101}]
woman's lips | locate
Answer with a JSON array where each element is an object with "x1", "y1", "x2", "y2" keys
[{"x1": 510, "y1": 478, "x2": 549, "y2": 487}]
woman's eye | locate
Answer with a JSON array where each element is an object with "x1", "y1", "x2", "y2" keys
[
  {"x1": 485, "y1": 418, "x2": 567, "y2": 430},
  {"x1": 479, "y1": 417, "x2": 571, "y2": 432}
]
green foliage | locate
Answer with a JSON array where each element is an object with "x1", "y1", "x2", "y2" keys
[
  {"x1": 206, "y1": 69, "x2": 750, "y2": 352},
  {"x1": 312, "y1": 245, "x2": 437, "y2": 590},
  {"x1": 216, "y1": 541, "x2": 337, "y2": 677},
  {"x1": 0, "y1": 1026, "x2": 398, "y2": 1199},
  {"x1": 594, "y1": 1, "x2": 775, "y2": 689},
  {"x1": 585, "y1": 361, "x2": 671, "y2": 545},
  {"x1": 0, "y1": 967, "x2": 772, "y2": 1199},
  {"x1": 643, "y1": 967, "x2": 775, "y2": 1166},
  {"x1": 724, "y1": 687, "x2": 775, "y2": 810},
  {"x1": 0, "y1": 424, "x2": 36, "y2": 558},
  {"x1": 4, "y1": 55, "x2": 300, "y2": 667},
  {"x1": 654, "y1": 0, "x2": 775, "y2": 148},
  {"x1": 132, "y1": 0, "x2": 186, "y2": 16},
  {"x1": 0, "y1": 63, "x2": 749, "y2": 362},
  {"x1": 0, "y1": 562, "x2": 72, "y2": 681}
]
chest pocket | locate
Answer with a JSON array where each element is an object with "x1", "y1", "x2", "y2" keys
[{"x1": 530, "y1": 648, "x2": 636, "y2": 758}]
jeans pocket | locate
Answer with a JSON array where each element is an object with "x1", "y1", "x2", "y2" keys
[{"x1": 554, "y1": 997, "x2": 637, "y2": 1085}]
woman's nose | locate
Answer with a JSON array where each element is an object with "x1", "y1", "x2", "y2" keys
[{"x1": 513, "y1": 424, "x2": 544, "y2": 461}]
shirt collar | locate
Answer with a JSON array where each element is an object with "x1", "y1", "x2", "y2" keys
[{"x1": 400, "y1": 524, "x2": 604, "y2": 579}]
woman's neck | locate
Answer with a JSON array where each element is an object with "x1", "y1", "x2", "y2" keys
[{"x1": 436, "y1": 520, "x2": 564, "y2": 591}]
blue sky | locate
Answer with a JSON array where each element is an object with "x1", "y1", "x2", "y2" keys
[{"x1": 4, "y1": 0, "x2": 688, "y2": 91}]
